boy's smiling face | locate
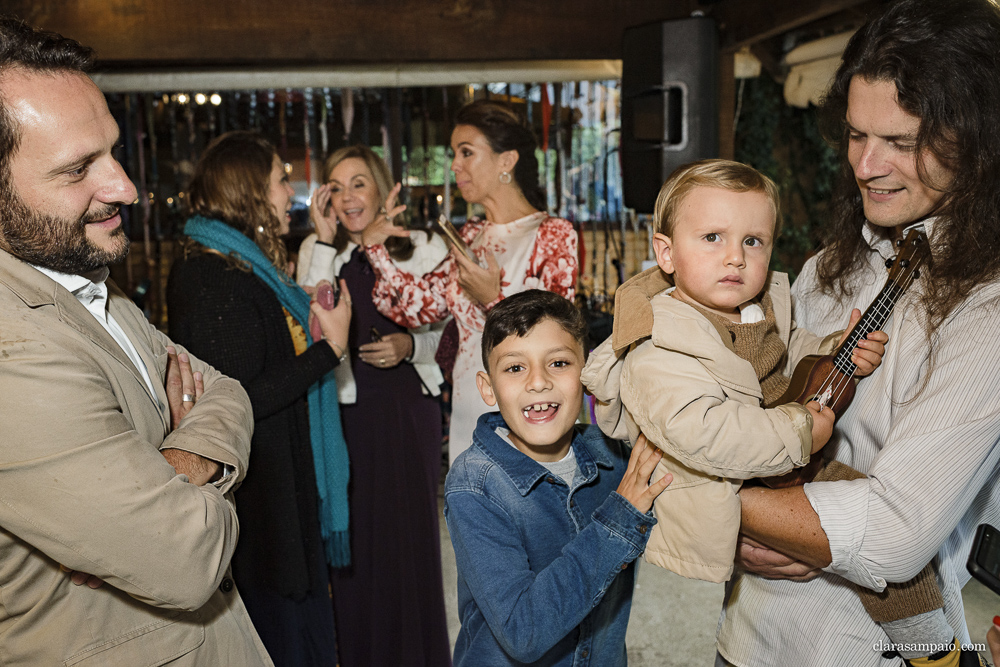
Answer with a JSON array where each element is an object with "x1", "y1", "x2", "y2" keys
[{"x1": 476, "y1": 318, "x2": 585, "y2": 462}]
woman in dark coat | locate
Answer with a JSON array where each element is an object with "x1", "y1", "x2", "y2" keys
[{"x1": 167, "y1": 131, "x2": 352, "y2": 666}]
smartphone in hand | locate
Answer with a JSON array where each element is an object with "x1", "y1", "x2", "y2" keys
[{"x1": 436, "y1": 215, "x2": 481, "y2": 266}]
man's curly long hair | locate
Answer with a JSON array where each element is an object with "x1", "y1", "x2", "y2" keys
[
  {"x1": 817, "y1": 0, "x2": 1000, "y2": 334},
  {"x1": 187, "y1": 131, "x2": 288, "y2": 271}
]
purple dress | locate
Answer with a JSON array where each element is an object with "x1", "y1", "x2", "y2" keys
[{"x1": 331, "y1": 248, "x2": 451, "y2": 666}]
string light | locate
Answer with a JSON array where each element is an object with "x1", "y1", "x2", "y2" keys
[
  {"x1": 195, "y1": 93, "x2": 207, "y2": 105},
  {"x1": 210, "y1": 93, "x2": 222, "y2": 106},
  {"x1": 176, "y1": 93, "x2": 189, "y2": 104}
]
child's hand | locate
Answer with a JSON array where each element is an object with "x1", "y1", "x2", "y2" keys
[
  {"x1": 806, "y1": 401, "x2": 835, "y2": 454},
  {"x1": 838, "y1": 308, "x2": 889, "y2": 377},
  {"x1": 616, "y1": 433, "x2": 673, "y2": 514}
]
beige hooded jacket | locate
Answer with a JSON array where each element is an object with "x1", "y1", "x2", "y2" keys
[{"x1": 581, "y1": 267, "x2": 840, "y2": 582}]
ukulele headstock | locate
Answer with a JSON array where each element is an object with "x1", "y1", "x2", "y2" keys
[{"x1": 885, "y1": 228, "x2": 929, "y2": 285}]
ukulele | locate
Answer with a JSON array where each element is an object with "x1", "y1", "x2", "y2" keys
[{"x1": 762, "y1": 226, "x2": 929, "y2": 488}]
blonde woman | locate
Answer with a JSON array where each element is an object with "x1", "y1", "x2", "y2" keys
[{"x1": 298, "y1": 145, "x2": 451, "y2": 667}]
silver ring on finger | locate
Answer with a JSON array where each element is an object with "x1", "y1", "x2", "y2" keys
[
  {"x1": 182, "y1": 393, "x2": 195, "y2": 402},
  {"x1": 379, "y1": 358, "x2": 386, "y2": 366}
]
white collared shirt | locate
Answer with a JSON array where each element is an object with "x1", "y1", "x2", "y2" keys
[
  {"x1": 717, "y1": 218, "x2": 1000, "y2": 666},
  {"x1": 33, "y1": 264, "x2": 161, "y2": 407}
]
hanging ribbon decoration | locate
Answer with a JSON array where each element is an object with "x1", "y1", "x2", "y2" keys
[
  {"x1": 594, "y1": 95, "x2": 603, "y2": 309},
  {"x1": 570, "y1": 82, "x2": 582, "y2": 223},
  {"x1": 442, "y1": 86, "x2": 451, "y2": 220},
  {"x1": 361, "y1": 89, "x2": 371, "y2": 147},
  {"x1": 145, "y1": 93, "x2": 162, "y2": 298},
  {"x1": 341, "y1": 88, "x2": 355, "y2": 144},
  {"x1": 606, "y1": 80, "x2": 622, "y2": 223},
  {"x1": 554, "y1": 82, "x2": 565, "y2": 219},
  {"x1": 380, "y1": 89, "x2": 392, "y2": 171},
  {"x1": 133, "y1": 94, "x2": 156, "y2": 320},
  {"x1": 421, "y1": 87, "x2": 431, "y2": 225},
  {"x1": 279, "y1": 88, "x2": 292, "y2": 153},
  {"x1": 249, "y1": 89, "x2": 258, "y2": 129},
  {"x1": 303, "y1": 87, "x2": 315, "y2": 190},
  {"x1": 167, "y1": 95, "x2": 179, "y2": 205},
  {"x1": 185, "y1": 95, "x2": 196, "y2": 165},
  {"x1": 320, "y1": 87, "x2": 331, "y2": 160},
  {"x1": 541, "y1": 84, "x2": 554, "y2": 211},
  {"x1": 526, "y1": 83, "x2": 534, "y2": 125},
  {"x1": 222, "y1": 91, "x2": 235, "y2": 136},
  {"x1": 584, "y1": 81, "x2": 598, "y2": 273},
  {"x1": 541, "y1": 83, "x2": 552, "y2": 152},
  {"x1": 594, "y1": 82, "x2": 606, "y2": 221},
  {"x1": 400, "y1": 89, "x2": 412, "y2": 198},
  {"x1": 117, "y1": 95, "x2": 134, "y2": 293},
  {"x1": 576, "y1": 85, "x2": 588, "y2": 296},
  {"x1": 207, "y1": 92, "x2": 217, "y2": 137}
]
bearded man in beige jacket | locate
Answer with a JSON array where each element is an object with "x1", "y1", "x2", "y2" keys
[{"x1": 0, "y1": 17, "x2": 271, "y2": 666}]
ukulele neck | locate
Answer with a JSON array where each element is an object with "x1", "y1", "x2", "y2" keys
[{"x1": 831, "y1": 277, "x2": 905, "y2": 376}]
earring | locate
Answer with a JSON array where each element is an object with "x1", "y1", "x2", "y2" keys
[{"x1": 499, "y1": 171, "x2": 512, "y2": 184}]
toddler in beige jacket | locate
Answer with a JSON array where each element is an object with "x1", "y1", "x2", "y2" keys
[{"x1": 583, "y1": 160, "x2": 956, "y2": 666}]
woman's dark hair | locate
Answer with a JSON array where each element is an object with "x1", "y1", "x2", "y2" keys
[
  {"x1": 817, "y1": 0, "x2": 1000, "y2": 335},
  {"x1": 454, "y1": 100, "x2": 547, "y2": 212},
  {"x1": 187, "y1": 131, "x2": 288, "y2": 270},
  {"x1": 481, "y1": 290, "x2": 587, "y2": 369}
]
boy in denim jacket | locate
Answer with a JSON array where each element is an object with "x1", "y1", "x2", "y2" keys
[{"x1": 444, "y1": 290, "x2": 672, "y2": 667}]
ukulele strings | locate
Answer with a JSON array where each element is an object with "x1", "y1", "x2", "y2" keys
[{"x1": 811, "y1": 249, "x2": 923, "y2": 408}]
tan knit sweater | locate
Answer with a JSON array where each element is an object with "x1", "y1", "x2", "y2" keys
[{"x1": 690, "y1": 293, "x2": 790, "y2": 407}]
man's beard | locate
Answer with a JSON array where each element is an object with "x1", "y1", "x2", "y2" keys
[{"x1": 0, "y1": 188, "x2": 130, "y2": 274}]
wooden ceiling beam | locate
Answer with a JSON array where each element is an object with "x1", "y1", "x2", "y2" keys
[
  {"x1": 713, "y1": 0, "x2": 876, "y2": 50},
  {"x1": 6, "y1": 0, "x2": 705, "y2": 68}
]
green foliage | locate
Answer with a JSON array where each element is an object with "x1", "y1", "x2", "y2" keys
[{"x1": 734, "y1": 76, "x2": 839, "y2": 280}]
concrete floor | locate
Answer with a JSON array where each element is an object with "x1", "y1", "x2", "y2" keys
[{"x1": 436, "y1": 502, "x2": 999, "y2": 665}]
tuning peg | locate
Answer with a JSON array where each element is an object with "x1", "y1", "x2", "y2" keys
[{"x1": 885, "y1": 257, "x2": 895, "y2": 268}]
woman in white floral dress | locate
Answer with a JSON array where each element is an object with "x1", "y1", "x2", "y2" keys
[{"x1": 365, "y1": 99, "x2": 579, "y2": 464}]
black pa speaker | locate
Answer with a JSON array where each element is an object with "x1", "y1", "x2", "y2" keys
[{"x1": 621, "y1": 17, "x2": 719, "y2": 213}]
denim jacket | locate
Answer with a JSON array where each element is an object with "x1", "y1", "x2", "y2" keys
[{"x1": 444, "y1": 412, "x2": 655, "y2": 666}]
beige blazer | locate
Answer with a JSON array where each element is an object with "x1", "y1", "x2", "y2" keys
[
  {"x1": 582, "y1": 268, "x2": 840, "y2": 583},
  {"x1": 0, "y1": 249, "x2": 271, "y2": 666}
]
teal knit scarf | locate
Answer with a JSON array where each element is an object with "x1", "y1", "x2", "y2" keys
[{"x1": 184, "y1": 215, "x2": 350, "y2": 567}]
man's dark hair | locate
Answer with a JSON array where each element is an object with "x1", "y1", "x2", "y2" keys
[
  {"x1": 481, "y1": 290, "x2": 588, "y2": 369},
  {"x1": 0, "y1": 17, "x2": 94, "y2": 189},
  {"x1": 817, "y1": 0, "x2": 1000, "y2": 334}
]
